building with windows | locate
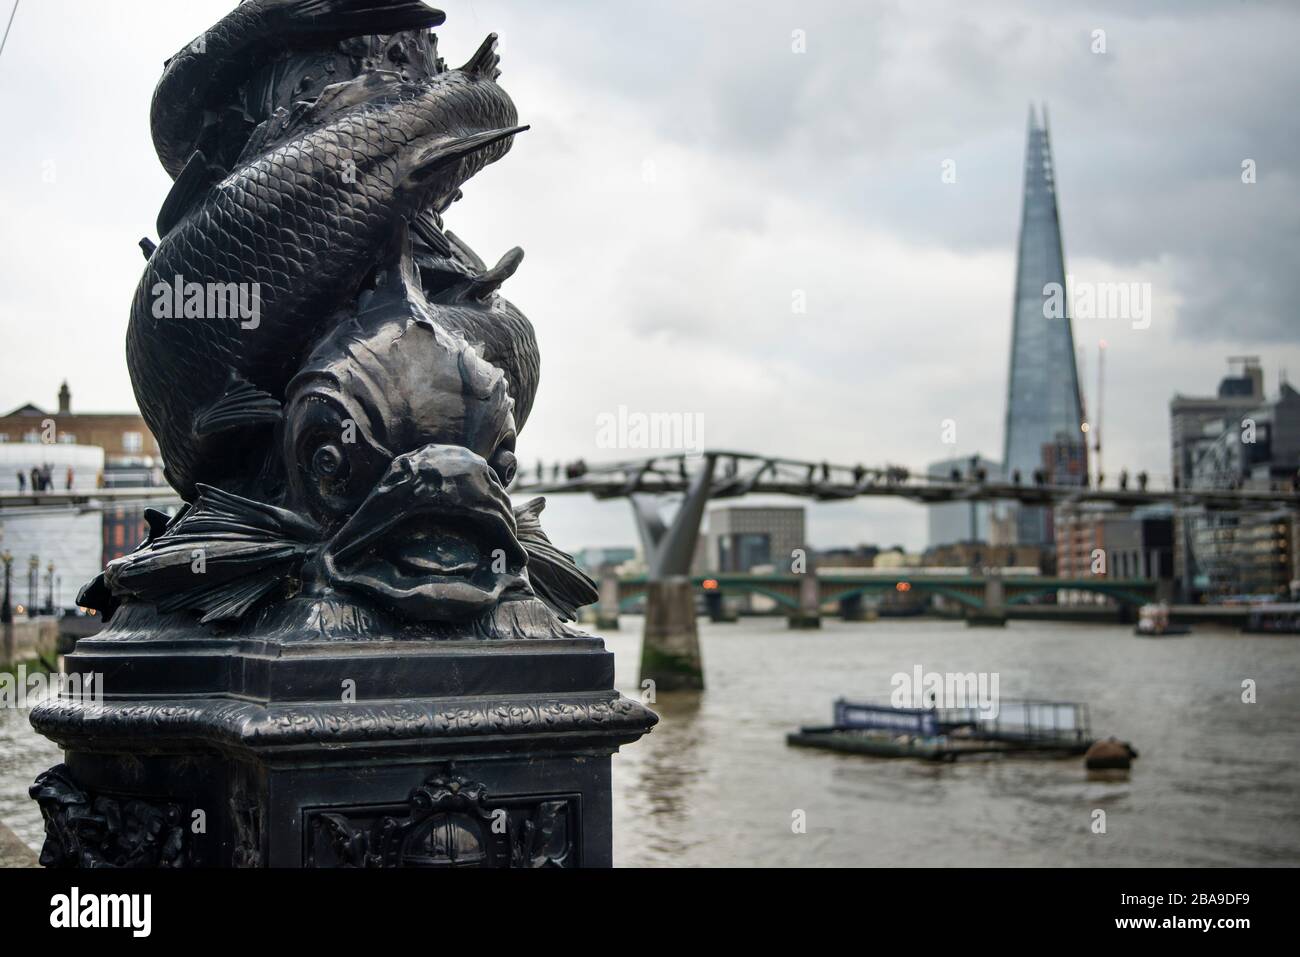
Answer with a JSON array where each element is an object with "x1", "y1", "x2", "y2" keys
[
  {"x1": 0, "y1": 444, "x2": 107, "y2": 613},
  {"x1": 1001, "y1": 105, "x2": 1088, "y2": 547},
  {"x1": 1, "y1": 386, "x2": 170, "y2": 606},
  {"x1": 817, "y1": 544, "x2": 883, "y2": 569},
  {"x1": 0, "y1": 442, "x2": 103, "y2": 493},
  {"x1": 1054, "y1": 506, "x2": 1175, "y2": 604},
  {"x1": 102, "y1": 505, "x2": 154, "y2": 565},
  {"x1": 1181, "y1": 377, "x2": 1300, "y2": 600},
  {"x1": 1168, "y1": 357, "x2": 1269, "y2": 597},
  {"x1": 0, "y1": 381, "x2": 163, "y2": 487},
  {"x1": 922, "y1": 541, "x2": 1046, "y2": 572},
  {"x1": 872, "y1": 548, "x2": 924, "y2": 570},
  {"x1": 702, "y1": 506, "x2": 806, "y2": 574}
]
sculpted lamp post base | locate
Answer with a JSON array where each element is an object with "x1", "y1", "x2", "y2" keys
[
  {"x1": 28, "y1": 3, "x2": 656, "y2": 867},
  {"x1": 32, "y1": 621, "x2": 653, "y2": 867}
]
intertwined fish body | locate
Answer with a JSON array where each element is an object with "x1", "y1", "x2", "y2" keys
[{"x1": 129, "y1": 1, "x2": 523, "y2": 500}]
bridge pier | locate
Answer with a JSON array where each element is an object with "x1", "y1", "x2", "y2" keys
[
  {"x1": 641, "y1": 578, "x2": 705, "y2": 691},
  {"x1": 631, "y1": 455, "x2": 716, "y2": 691},
  {"x1": 595, "y1": 574, "x2": 620, "y2": 630},
  {"x1": 787, "y1": 565, "x2": 822, "y2": 629},
  {"x1": 967, "y1": 574, "x2": 1007, "y2": 627}
]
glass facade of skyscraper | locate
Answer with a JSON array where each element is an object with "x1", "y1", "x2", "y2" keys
[{"x1": 1002, "y1": 106, "x2": 1087, "y2": 545}]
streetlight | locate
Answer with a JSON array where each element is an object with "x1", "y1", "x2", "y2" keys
[
  {"x1": 27, "y1": 555, "x2": 39, "y2": 618},
  {"x1": 1, "y1": 550, "x2": 12, "y2": 626}
]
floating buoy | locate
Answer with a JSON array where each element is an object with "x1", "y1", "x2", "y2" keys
[{"x1": 1085, "y1": 736, "x2": 1138, "y2": 770}]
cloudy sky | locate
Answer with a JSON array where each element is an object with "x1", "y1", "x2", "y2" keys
[{"x1": 0, "y1": 0, "x2": 1297, "y2": 552}]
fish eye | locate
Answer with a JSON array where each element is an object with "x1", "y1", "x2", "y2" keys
[
  {"x1": 312, "y1": 442, "x2": 346, "y2": 479},
  {"x1": 489, "y1": 447, "x2": 517, "y2": 486}
]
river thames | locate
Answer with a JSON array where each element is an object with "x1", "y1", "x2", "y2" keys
[{"x1": 3, "y1": 616, "x2": 1299, "y2": 866}]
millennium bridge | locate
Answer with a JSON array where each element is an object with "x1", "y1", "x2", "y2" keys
[
  {"x1": 509, "y1": 450, "x2": 1298, "y2": 689},
  {"x1": 3, "y1": 448, "x2": 1295, "y2": 690}
]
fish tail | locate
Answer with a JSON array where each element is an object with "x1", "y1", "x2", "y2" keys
[{"x1": 514, "y1": 497, "x2": 598, "y2": 621}]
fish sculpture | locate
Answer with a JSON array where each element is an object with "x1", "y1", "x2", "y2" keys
[{"x1": 82, "y1": 0, "x2": 594, "y2": 637}]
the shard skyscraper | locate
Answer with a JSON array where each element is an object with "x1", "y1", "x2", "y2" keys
[{"x1": 1001, "y1": 105, "x2": 1088, "y2": 546}]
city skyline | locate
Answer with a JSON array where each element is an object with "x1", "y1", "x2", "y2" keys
[
  {"x1": 0, "y1": 0, "x2": 1297, "y2": 887},
  {"x1": 1, "y1": 1, "x2": 1298, "y2": 553}
]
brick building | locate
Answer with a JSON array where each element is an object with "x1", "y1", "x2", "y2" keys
[{"x1": 0, "y1": 382, "x2": 163, "y2": 487}]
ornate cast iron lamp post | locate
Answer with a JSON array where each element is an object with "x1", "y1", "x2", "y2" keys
[
  {"x1": 26, "y1": 554, "x2": 38, "y2": 616},
  {"x1": 29, "y1": 0, "x2": 655, "y2": 868}
]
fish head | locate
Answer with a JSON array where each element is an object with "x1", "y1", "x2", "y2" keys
[{"x1": 283, "y1": 307, "x2": 525, "y2": 621}]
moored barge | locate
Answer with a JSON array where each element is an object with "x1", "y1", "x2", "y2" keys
[{"x1": 787, "y1": 698, "x2": 1100, "y2": 762}]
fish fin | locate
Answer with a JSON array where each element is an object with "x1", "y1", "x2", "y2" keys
[
  {"x1": 311, "y1": 70, "x2": 403, "y2": 120},
  {"x1": 196, "y1": 580, "x2": 282, "y2": 623},
  {"x1": 513, "y1": 497, "x2": 598, "y2": 621},
  {"x1": 413, "y1": 257, "x2": 478, "y2": 300},
  {"x1": 104, "y1": 485, "x2": 318, "y2": 623},
  {"x1": 459, "y1": 33, "x2": 501, "y2": 80},
  {"x1": 235, "y1": 107, "x2": 292, "y2": 167},
  {"x1": 411, "y1": 209, "x2": 453, "y2": 257},
  {"x1": 236, "y1": 118, "x2": 272, "y2": 166},
  {"x1": 282, "y1": 0, "x2": 446, "y2": 37},
  {"x1": 434, "y1": 187, "x2": 464, "y2": 215},
  {"x1": 400, "y1": 126, "x2": 529, "y2": 190},
  {"x1": 163, "y1": 466, "x2": 194, "y2": 503},
  {"x1": 469, "y1": 247, "x2": 523, "y2": 301},
  {"x1": 157, "y1": 150, "x2": 217, "y2": 236},
  {"x1": 115, "y1": 543, "x2": 301, "y2": 624},
  {"x1": 143, "y1": 507, "x2": 174, "y2": 540},
  {"x1": 76, "y1": 574, "x2": 118, "y2": 622},
  {"x1": 445, "y1": 230, "x2": 487, "y2": 272},
  {"x1": 139, "y1": 237, "x2": 157, "y2": 260},
  {"x1": 74, "y1": 502, "x2": 186, "y2": 621},
  {"x1": 185, "y1": 484, "x2": 319, "y2": 541},
  {"x1": 426, "y1": 246, "x2": 524, "y2": 303},
  {"x1": 193, "y1": 375, "x2": 283, "y2": 438}
]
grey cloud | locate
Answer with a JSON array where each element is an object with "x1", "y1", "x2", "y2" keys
[{"x1": 1, "y1": 0, "x2": 1298, "y2": 554}]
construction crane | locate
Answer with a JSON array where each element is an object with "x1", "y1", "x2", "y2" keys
[{"x1": 1095, "y1": 339, "x2": 1106, "y2": 486}]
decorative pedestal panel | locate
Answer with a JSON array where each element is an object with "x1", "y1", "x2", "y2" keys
[{"x1": 30, "y1": 624, "x2": 655, "y2": 868}]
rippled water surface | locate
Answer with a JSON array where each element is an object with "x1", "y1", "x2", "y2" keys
[
  {"x1": 4, "y1": 617, "x2": 1299, "y2": 866},
  {"x1": 609, "y1": 617, "x2": 1300, "y2": 867}
]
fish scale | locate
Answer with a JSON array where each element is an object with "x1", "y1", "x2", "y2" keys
[{"x1": 129, "y1": 72, "x2": 520, "y2": 500}]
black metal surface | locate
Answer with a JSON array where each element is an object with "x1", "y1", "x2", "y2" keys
[{"x1": 29, "y1": 0, "x2": 655, "y2": 868}]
